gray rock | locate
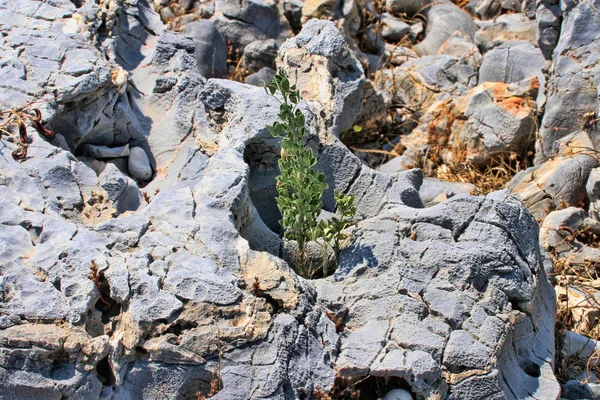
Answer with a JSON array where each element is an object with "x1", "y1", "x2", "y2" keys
[
  {"x1": 390, "y1": 77, "x2": 537, "y2": 172},
  {"x1": 283, "y1": 0, "x2": 303, "y2": 32},
  {"x1": 475, "y1": 13, "x2": 539, "y2": 51},
  {"x1": 95, "y1": 214, "x2": 150, "y2": 250},
  {"x1": 182, "y1": 19, "x2": 228, "y2": 79},
  {"x1": 562, "y1": 380, "x2": 593, "y2": 399},
  {"x1": 536, "y1": 0, "x2": 600, "y2": 162},
  {"x1": 279, "y1": 18, "x2": 366, "y2": 135},
  {"x1": 510, "y1": 131, "x2": 599, "y2": 220},
  {"x1": 461, "y1": 78, "x2": 538, "y2": 162},
  {"x1": 99, "y1": 164, "x2": 144, "y2": 214},
  {"x1": 437, "y1": 32, "x2": 482, "y2": 65},
  {"x1": 214, "y1": 0, "x2": 282, "y2": 52},
  {"x1": 382, "y1": 54, "x2": 476, "y2": 117},
  {"x1": 244, "y1": 66, "x2": 276, "y2": 86},
  {"x1": 443, "y1": 330, "x2": 493, "y2": 371},
  {"x1": 83, "y1": 144, "x2": 130, "y2": 159},
  {"x1": 242, "y1": 38, "x2": 278, "y2": 72},
  {"x1": 537, "y1": 0, "x2": 562, "y2": 59},
  {"x1": 128, "y1": 147, "x2": 153, "y2": 181},
  {"x1": 561, "y1": 331, "x2": 600, "y2": 364},
  {"x1": 414, "y1": 2, "x2": 478, "y2": 56},
  {"x1": 163, "y1": 251, "x2": 241, "y2": 304},
  {"x1": 380, "y1": 13, "x2": 410, "y2": 42},
  {"x1": 386, "y1": 0, "x2": 430, "y2": 16},
  {"x1": 0, "y1": 2, "x2": 562, "y2": 399},
  {"x1": 409, "y1": 20, "x2": 424, "y2": 42},
  {"x1": 466, "y1": 0, "x2": 502, "y2": 20},
  {"x1": 587, "y1": 168, "x2": 600, "y2": 220},
  {"x1": 382, "y1": 389, "x2": 414, "y2": 400},
  {"x1": 478, "y1": 41, "x2": 547, "y2": 105},
  {"x1": 539, "y1": 207, "x2": 587, "y2": 249}
]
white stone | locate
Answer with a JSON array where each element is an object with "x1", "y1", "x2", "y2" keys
[
  {"x1": 128, "y1": 147, "x2": 153, "y2": 181},
  {"x1": 383, "y1": 388, "x2": 413, "y2": 400}
]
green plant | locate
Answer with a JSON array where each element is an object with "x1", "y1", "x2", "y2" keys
[
  {"x1": 313, "y1": 191, "x2": 357, "y2": 276},
  {"x1": 264, "y1": 70, "x2": 356, "y2": 277},
  {"x1": 265, "y1": 69, "x2": 327, "y2": 254}
]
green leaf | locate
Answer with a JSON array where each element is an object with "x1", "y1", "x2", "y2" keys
[{"x1": 282, "y1": 77, "x2": 290, "y2": 93}]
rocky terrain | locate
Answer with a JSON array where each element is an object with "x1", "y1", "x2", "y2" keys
[{"x1": 1, "y1": 0, "x2": 600, "y2": 399}]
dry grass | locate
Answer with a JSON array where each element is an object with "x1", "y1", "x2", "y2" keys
[
  {"x1": 0, "y1": 102, "x2": 54, "y2": 161},
  {"x1": 433, "y1": 151, "x2": 533, "y2": 195},
  {"x1": 224, "y1": 41, "x2": 250, "y2": 83},
  {"x1": 196, "y1": 320, "x2": 224, "y2": 400},
  {"x1": 551, "y1": 223, "x2": 600, "y2": 383}
]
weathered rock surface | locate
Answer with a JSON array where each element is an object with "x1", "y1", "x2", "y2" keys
[
  {"x1": 213, "y1": 0, "x2": 284, "y2": 53},
  {"x1": 414, "y1": 2, "x2": 478, "y2": 56},
  {"x1": 587, "y1": 167, "x2": 600, "y2": 221},
  {"x1": 384, "y1": 77, "x2": 539, "y2": 173},
  {"x1": 182, "y1": 19, "x2": 228, "y2": 79},
  {"x1": 0, "y1": 2, "x2": 561, "y2": 400},
  {"x1": 535, "y1": 0, "x2": 600, "y2": 163},
  {"x1": 509, "y1": 131, "x2": 599, "y2": 221},
  {"x1": 475, "y1": 13, "x2": 538, "y2": 51},
  {"x1": 478, "y1": 41, "x2": 547, "y2": 105}
]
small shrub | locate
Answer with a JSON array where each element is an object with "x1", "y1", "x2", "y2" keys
[
  {"x1": 264, "y1": 70, "x2": 356, "y2": 277},
  {"x1": 265, "y1": 70, "x2": 327, "y2": 254},
  {"x1": 312, "y1": 190, "x2": 357, "y2": 276}
]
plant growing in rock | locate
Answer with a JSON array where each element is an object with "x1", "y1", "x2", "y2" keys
[
  {"x1": 312, "y1": 190, "x2": 357, "y2": 276},
  {"x1": 264, "y1": 70, "x2": 356, "y2": 277},
  {"x1": 264, "y1": 69, "x2": 327, "y2": 254}
]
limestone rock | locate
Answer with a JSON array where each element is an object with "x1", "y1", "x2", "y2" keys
[
  {"x1": 0, "y1": 2, "x2": 561, "y2": 399},
  {"x1": 380, "y1": 13, "x2": 410, "y2": 42},
  {"x1": 475, "y1": 13, "x2": 539, "y2": 51},
  {"x1": 213, "y1": 0, "x2": 283, "y2": 53},
  {"x1": 414, "y1": 2, "x2": 478, "y2": 56},
  {"x1": 182, "y1": 19, "x2": 228, "y2": 79},
  {"x1": 536, "y1": 0, "x2": 600, "y2": 163},
  {"x1": 466, "y1": 0, "x2": 502, "y2": 19},
  {"x1": 245, "y1": 67, "x2": 276, "y2": 86},
  {"x1": 279, "y1": 19, "x2": 366, "y2": 135},
  {"x1": 537, "y1": 0, "x2": 562, "y2": 59},
  {"x1": 128, "y1": 147, "x2": 153, "y2": 181},
  {"x1": 587, "y1": 168, "x2": 600, "y2": 220},
  {"x1": 478, "y1": 41, "x2": 548, "y2": 106},
  {"x1": 509, "y1": 131, "x2": 599, "y2": 221},
  {"x1": 242, "y1": 38, "x2": 278, "y2": 72},
  {"x1": 83, "y1": 144, "x2": 130, "y2": 159},
  {"x1": 388, "y1": 77, "x2": 539, "y2": 173},
  {"x1": 99, "y1": 164, "x2": 144, "y2": 214}
]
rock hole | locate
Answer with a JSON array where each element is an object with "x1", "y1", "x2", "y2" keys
[
  {"x1": 85, "y1": 308, "x2": 105, "y2": 338},
  {"x1": 519, "y1": 358, "x2": 541, "y2": 378},
  {"x1": 166, "y1": 320, "x2": 199, "y2": 336},
  {"x1": 24, "y1": 224, "x2": 41, "y2": 245},
  {"x1": 353, "y1": 375, "x2": 414, "y2": 399},
  {"x1": 239, "y1": 138, "x2": 284, "y2": 256},
  {"x1": 243, "y1": 139, "x2": 282, "y2": 235},
  {"x1": 48, "y1": 359, "x2": 75, "y2": 381},
  {"x1": 310, "y1": 374, "x2": 414, "y2": 399},
  {"x1": 260, "y1": 292, "x2": 282, "y2": 315},
  {"x1": 92, "y1": 271, "x2": 121, "y2": 325},
  {"x1": 52, "y1": 278, "x2": 61, "y2": 291},
  {"x1": 96, "y1": 356, "x2": 116, "y2": 387},
  {"x1": 69, "y1": 0, "x2": 84, "y2": 7}
]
